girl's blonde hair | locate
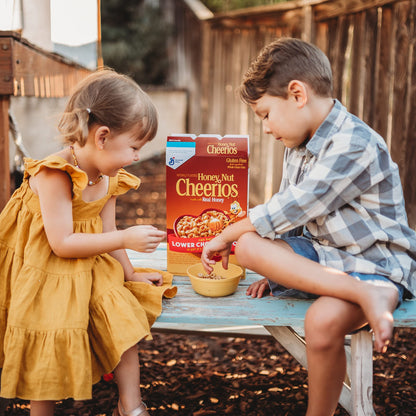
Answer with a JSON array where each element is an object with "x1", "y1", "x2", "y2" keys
[{"x1": 58, "y1": 68, "x2": 158, "y2": 146}]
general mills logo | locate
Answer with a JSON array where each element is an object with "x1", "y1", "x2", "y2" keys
[{"x1": 168, "y1": 156, "x2": 175, "y2": 166}]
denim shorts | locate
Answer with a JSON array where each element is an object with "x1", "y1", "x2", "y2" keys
[{"x1": 268, "y1": 236, "x2": 404, "y2": 305}]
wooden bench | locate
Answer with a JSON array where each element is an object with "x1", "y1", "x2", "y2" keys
[{"x1": 127, "y1": 243, "x2": 416, "y2": 416}]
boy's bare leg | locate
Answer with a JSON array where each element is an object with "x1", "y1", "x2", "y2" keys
[
  {"x1": 30, "y1": 401, "x2": 55, "y2": 416},
  {"x1": 304, "y1": 296, "x2": 368, "y2": 416},
  {"x1": 235, "y1": 232, "x2": 399, "y2": 352}
]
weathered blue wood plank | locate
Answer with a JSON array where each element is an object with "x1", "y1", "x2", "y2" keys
[
  {"x1": 157, "y1": 286, "x2": 313, "y2": 326},
  {"x1": 155, "y1": 285, "x2": 416, "y2": 328},
  {"x1": 127, "y1": 244, "x2": 416, "y2": 328}
]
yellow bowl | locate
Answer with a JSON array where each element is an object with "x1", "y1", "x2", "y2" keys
[{"x1": 187, "y1": 262, "x2": 243, "y2": 297}]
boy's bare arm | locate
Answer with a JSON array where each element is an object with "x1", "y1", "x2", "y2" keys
[{"x1": 201, "y1": 217, "x2": 256, "y2": 272}]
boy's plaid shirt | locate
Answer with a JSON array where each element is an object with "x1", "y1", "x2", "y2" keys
[{"x1": 249, "y1": 99, "x2": 416, "y2": 297}]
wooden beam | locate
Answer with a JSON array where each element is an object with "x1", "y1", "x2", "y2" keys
[
  {"x1": 0, "y1": 31, "x2": 91, "y2": 98},
  {"x1": 0, "y1": 37, "x2": 13, "y2": 95},
  {"x1": 314, "y1": 0, "x2": 398, "y2": 21},
  {"x1": 351, "y1": 331, "x2": 375, "y2": 416},
  {"x1": 0, "y1": 96, "x2": 10, "y2": 211},
  {"x1": 209, "y1": 0, "x2": 324, "y2": 21}
]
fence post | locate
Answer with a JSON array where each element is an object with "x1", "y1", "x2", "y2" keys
[
  {"x1": 302, "y1": 1, "x2": 314, "y2": 42},
  {"x1": 0, "y1": 95, "x2": 10, "y2": 211}
]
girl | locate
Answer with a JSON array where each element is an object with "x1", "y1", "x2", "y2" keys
[{"x1": 0, "y1": 69, "x2": 176, "y2": 416}]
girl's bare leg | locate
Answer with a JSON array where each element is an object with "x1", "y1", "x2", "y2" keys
[
  {"x1": 30, "y1": 401, "x2": 55, "y2": 416},
  {"x1": 304, "y1": 296, "x2": 368, "y2": 416},
  {"x1": 235, "y1": 232, "x2": 399, "y2": 352},
  {"x1": 114, "y1": 344, "x2": 149, "y2": 415}
]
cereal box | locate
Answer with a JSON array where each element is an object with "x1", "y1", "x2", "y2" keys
[{"x1": 166, "y1": 134, "x2": 249, "y2": 275}]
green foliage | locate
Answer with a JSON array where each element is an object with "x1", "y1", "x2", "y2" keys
[
  {"x1": 100, "y1": 0, "x2": 289, "y2": 84},
  {"x1": 200, "y1": 0, "x2": 289, "y2": 13},
  {"x1": 101, "y1": 0, "x2": 170, "y2": 85}
]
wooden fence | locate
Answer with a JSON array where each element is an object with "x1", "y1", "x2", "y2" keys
[
  {"x1": 0, "y1": 31, "x2": 91, "y2": 210},
  {"x1": 168, "y1": 0, "x2": 416, "y2": 227}
]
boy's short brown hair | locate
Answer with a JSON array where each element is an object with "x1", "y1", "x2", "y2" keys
[{"x1": 239, "y1": 38, "x2": 333, "y2": 104}]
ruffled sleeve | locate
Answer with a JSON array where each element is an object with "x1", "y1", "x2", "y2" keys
[
  {"x1": 24, "y1": 156, "x2": 88, "y2": 192},
  {"x1": 112, "y1": 169, "x2": 141, "y2": 196}
]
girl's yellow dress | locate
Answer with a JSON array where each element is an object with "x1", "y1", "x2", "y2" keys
[{"x1": 0, "y1": 156, "x2": 176, "y2": 401}]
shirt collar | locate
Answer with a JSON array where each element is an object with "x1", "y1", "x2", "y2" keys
[{"x1": 306, "y1": 99, "x2": 347, "y2": 157}]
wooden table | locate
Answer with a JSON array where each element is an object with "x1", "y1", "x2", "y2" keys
[{"x1": 127, "y1": 243, "x2": 416, "y2": 416}]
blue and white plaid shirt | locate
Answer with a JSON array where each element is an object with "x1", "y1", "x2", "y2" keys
[{"x1": 249, "y1": 99, "x2": 416, "y2": 297}]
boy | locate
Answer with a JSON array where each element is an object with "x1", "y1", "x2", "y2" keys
[{"x1": 201, "y1": 38, "x2": 416, "y2": 416}]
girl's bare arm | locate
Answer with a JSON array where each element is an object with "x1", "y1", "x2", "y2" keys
[
  {"x1": 101, "y1": 193, "x2": 165, "y2": 284},
  {"x1": 100, "y1": 194, "x2": 135, "y2": 278},
  {"x1": 36, "y1": 168, "x2": 164, "y2": 258}
]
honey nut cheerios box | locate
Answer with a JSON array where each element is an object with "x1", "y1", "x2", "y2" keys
[{"x1": 166, "y1": 134, "x2": 249, "y2": 276}]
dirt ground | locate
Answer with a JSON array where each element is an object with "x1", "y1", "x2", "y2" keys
[{"x1": 4, "y1": 154, "x2": 415, "y2": 415}]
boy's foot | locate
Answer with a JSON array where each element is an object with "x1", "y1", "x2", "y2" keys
[{"x1": 359, "y1": 284, "x2": 399, "y2": 352}]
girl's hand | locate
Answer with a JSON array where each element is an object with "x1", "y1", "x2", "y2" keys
[
  {"x1": 123, "y1": 225, "x2": 166, "y2": 252},
  {"x1": 201, "y1": 235, "x2": 232, "y2": 274},
  {"x1": 127, "y1": 271, "x2": 163, "y2": 286},
  {"x1": 246, "y1": 278, "x2": 271, "y2": 298}
]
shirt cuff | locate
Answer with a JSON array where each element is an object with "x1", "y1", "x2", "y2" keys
[{"x1": 248, "y1": 205, "x2": 276, "y2": 240}]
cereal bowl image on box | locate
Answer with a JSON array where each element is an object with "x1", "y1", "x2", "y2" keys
[
  {"x1": 173, "y1": 209, "x2": 230, "y2": 238},
  {"x1": 187, "y1": 263, "x2": 243, "y2": 297}
]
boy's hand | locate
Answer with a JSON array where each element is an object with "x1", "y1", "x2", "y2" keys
[
  {"x1": 127, "y1": 271, "x2": 163, "y2": 286},
  {"x1": 246, "y1": 278, "x2": 271, "y2": 298},
  {"x1": 201, "y1": 235, "x2": 232, "y2": 273},
  {"x1": 123, "y1": 225, "x2": 166, "y2": 252}
]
